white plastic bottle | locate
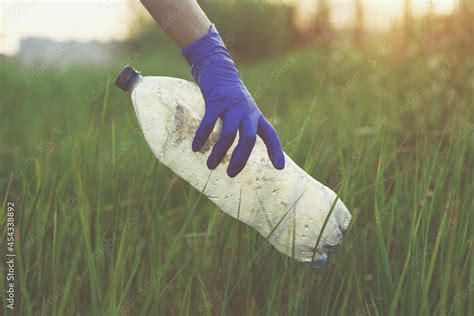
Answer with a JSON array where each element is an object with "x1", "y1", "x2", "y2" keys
[{"x1": 115, "y1": 66, "x2": 351, "y2": 267}]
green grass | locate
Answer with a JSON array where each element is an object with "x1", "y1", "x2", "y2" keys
[{"x1": 0, "y1": 38, "x2": 473, "y2": 315}]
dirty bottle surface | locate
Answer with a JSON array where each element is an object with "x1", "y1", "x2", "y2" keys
[{"x1": 115, "y1": 66, "x2": 352, "y2": 267}]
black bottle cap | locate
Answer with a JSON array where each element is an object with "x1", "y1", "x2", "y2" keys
[{"x1": 115, "y1": 65, "x2": 140, "y2": 93}]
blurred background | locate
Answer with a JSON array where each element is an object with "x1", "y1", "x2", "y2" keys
[
  {"x1": 1, "y1": 1, "x2": 472, "y2": 63},
  {"x1": 1, "y1": 1, "x2": 473, "y2": 315}
]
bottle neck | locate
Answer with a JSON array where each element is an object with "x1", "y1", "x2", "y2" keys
[
  {"x1": 115, "y1": 65, "x2": 141, "y2": 93},
  {"x1": 128, "y1": 74, "x2": 142, "y2": 93}
]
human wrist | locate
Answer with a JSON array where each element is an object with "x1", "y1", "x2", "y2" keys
[{"x1": 181, "y1": 24, "x2": 233, "y2": 81}]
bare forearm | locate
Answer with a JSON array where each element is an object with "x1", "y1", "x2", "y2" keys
[{"x1": 140, "y1": 0, "x2": 211, "y2": 48}]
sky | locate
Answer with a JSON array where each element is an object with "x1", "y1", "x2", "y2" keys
[{"x1": 0, "y1": 0, "x2": 457, "y2": 56}]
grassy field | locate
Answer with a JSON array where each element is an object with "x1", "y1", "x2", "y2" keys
[{"x1": 1, "y1": 35, "x2": 473, "y2": 315}]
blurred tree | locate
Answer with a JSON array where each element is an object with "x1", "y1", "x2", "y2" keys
[
  {"x1": 459, "y1": 0, "x2": 473, "y2": 12},
  {"x1": 316, "y1": 0, "x2": 330, "y2": 23},
  {"x1": 315, "y1": 0, "x2": 332, "y2": 42},
  {"x1": 459, "y1": 0, "x2": 474, "y2": 18},
  {"x1": 456, "y1": 0, "x2": 474, "y2": 54},
  {"x1": 423, "y1": 0, "x2": 434, "y2": 26},
  {"x1": 421, "y1": 0, "x2": 435, "y2": 53},
  {"x1": 353, "y1": 0, "x2": 365, "y2": 47},
  {"x1": 426, "y1": 0, "x2": 434, "y2": 17},
  {"x1": 200, "y1": 0, "x2": 295, "y2": 59},
  {"x1": 403, "y1": 0, "x2": 413, "y2": 38}
]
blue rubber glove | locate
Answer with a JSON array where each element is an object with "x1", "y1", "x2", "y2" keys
[{"x1": 181, "y1": 25, "x2": 285, "y2": 177}]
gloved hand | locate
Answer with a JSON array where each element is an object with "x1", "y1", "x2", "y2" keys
[{"x1": 181, "y1": 24, "x2": 285, "y2": 177}]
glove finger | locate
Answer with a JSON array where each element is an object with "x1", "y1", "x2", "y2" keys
[
  {"x1": 192, "y1": 111, "x2": 219, "y2": 152},
  {"x1": 257, "y1": 116, "x2": 285, "y2": 169},
  {"x1": 207, "y1": 108, "x2": 242, "y2": 170},
  {"x1": 227, "y1": 111, "x2": 259, "y2": 177}
]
